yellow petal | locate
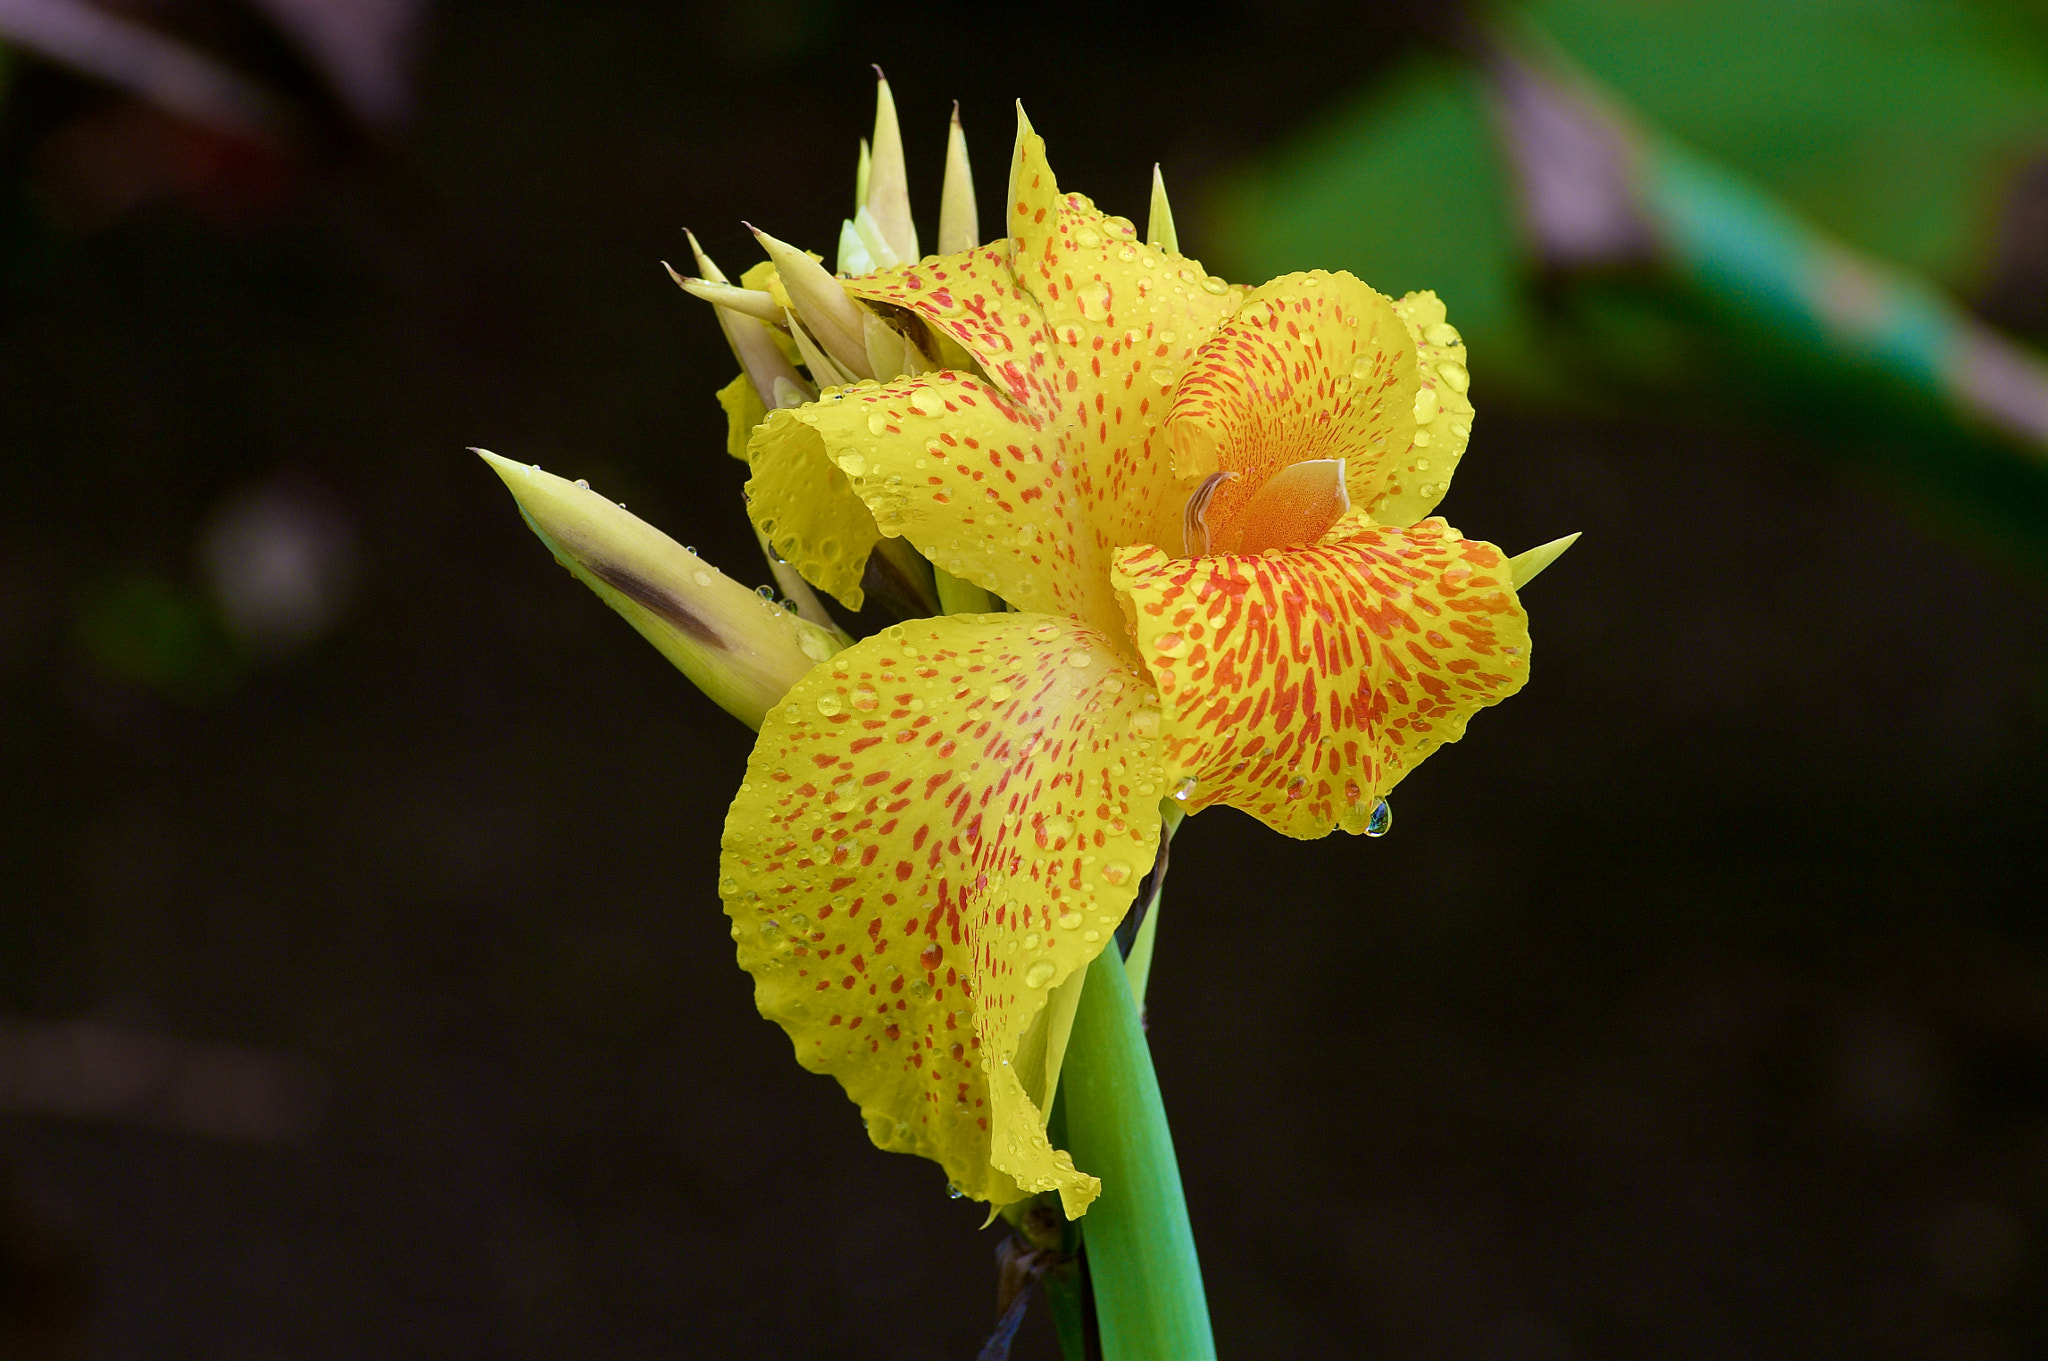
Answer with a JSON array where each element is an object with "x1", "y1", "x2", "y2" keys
[
  {"x1": 1367, "y1": 291, "x2": 1475, "y2": 527},
  {"x1": 795, "y1": 371, "x2": 1129, "y2": 647},
  {"x1": 1112, "y1": 518, "x2": 1529, "y2": 838},
  {"x1": 716, "y1": 372, "x2": 765, "y2": 462},
  {"x1": 720, "y1": 613, "x2": 1168, "y2": 1214},
  {"x1": 1166, "y1": 270, "x2": 1418, "y2": 537},
  {"x1": 745, "y1": 407, "x2": 884, "y2": 610},
  {"x1": 828, "y1": 130, "x2": 1243, "y2": 627}
]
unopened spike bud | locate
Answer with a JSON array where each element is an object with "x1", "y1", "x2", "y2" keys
[
  {"x1": 837, "y1": 219, "x2": 875, "y2": 276},
  {"x1": 476, "y1": 451, "x2": 840, "y2": 729},
  {"x1": 863, "y1": 310, "x2": 912, "y2": 380},
  {"x1": 1508, "y1": 532, "x2": 1581, "y2": 589},
  {"x1": 749, "y1": 225, "x2": 874, "y2": 379},
  {"x1": 938, "y1": 103, "x2": 979, "y2": 254},
  {"x1": 684, "y1": 229, "x2": 727, "y2": 284},
  {"x1": 674, "y1": 275, "x2": 783, "y2": 323},
  {"x1": 855, "y1": 138, "x2": 872, "y2": 215},
  {"x1": 1148, "y1": 164, "x2": 1179, "y2": 254},
  {"x1": 865, "y1": 69, "x2": 917, "y2": 263},
  {"x1": 666, "y1": 261, "x2": 806, "y2": 407},
  {"x1": 785, "y1": 311, "x2": 853, "y2": 388}
]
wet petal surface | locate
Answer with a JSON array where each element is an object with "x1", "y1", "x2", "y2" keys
[
  {"x1": 720, "y1": 613, "x2": 1167, "y2": 1212},
  {"x1": 1113, "y1": 520, "x2": 1529, "y2": 838}
]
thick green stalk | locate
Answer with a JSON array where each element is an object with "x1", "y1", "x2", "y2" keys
[{"x1": 1061, "y1": 946, "x2": 1213, "y2": 1360}]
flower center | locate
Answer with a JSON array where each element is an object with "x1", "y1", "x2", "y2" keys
[{"x1": 1180, "y1": 458, "x2": 1350, "y2": 557}]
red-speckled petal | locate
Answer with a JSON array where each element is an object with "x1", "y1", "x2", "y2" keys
[
  {"x1": 826, "y1": 120, "x2": 1245, "y2": 630},
  {"x1": 790, "y1": 371, "x2": 1130, "y2": 643},
  {"x1": 721, "y1": 613, "x2": 1167, "y2": 1214},
  {"x1": 1165, "y1": 271, "x2": 1417, "y2": 544},
  {"x1": 1111, "y1": 519, "x2": 1529, "y2": 838}
]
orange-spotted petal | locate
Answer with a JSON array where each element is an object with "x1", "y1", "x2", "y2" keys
[
  {"x1": 1165, "y1": 270, "x2": 1417, "y2": 539},
  {"x1": 1111, "y1": 519, "x2": 1528, "y2": 838},
  {"x1": 720, "y1": 612, "x2": 1168, "y2": 1214},
  {"x1": 825, "y1": 110, "x2": 1245, "y2": 609}
]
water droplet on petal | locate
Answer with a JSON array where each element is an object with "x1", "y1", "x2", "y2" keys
[
  {"x1": 1436, "y1": 360, "x2": 1470, "y2": 394},
  {"x1": 989, "y1": 682, "x2": 1013, "y2": 703},
  {"x1": 1057, "y1": 910, "x2": 1083, "y2": 929},
  {"x1": 946, "y1": 1182, "x2": 966, "y2": 1199},
  {"x1": 1365, "y1": 797, "x2": 1393, "y2": 838},
  {"x1": 1171, "y1": 776, "x2": 1197, "y2": 802},
  {"x1": 1100, "y1": 860, "x2": 1134, "y2": 886},
  {"x1": 815, "y1": 693, "x2": 843, "y2": 717},
  {"x1": 1024, "y1": 960, "x2": 1058, "y2": 988},
  {"x1": 851, "y1": 684, "x2": 880, "y2": 711}
]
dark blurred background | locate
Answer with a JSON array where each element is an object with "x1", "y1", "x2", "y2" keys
[{"x1": 4, "y1": 1, "x2": 2048, "y2": 1357}]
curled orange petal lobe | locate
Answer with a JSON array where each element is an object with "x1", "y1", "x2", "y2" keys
[
  {"x1": 720, "y1": 613, "x2": 1168, "y2": 1212},
  {"x1": 1112, "y1": 520, "x2": 1529, "y2": 838}
]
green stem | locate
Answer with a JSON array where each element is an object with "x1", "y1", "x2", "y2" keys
[
  {"x1": 1061, "y1": 946, "x2": 1214, "y2": 1360},
  {"x1": 934, "y1": 564, "x2": 999, "y2": 614}
]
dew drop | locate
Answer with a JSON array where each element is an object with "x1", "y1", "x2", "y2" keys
[
  {"x1": 1065, "y1": 651, "x2": 1091, "y2": 669},
  {"x1": 1171, "y1": 775, "x2": 1197, "y2": 802},
  {"x1": 1083, "y1": 929, "x2": 1100, "y2": 943},
  {"x1": 1154, "y1": 632, "x2": 1189, "y2": 658},
  {"x1": 574, "y1": 478, "x2": 590, "y2": 490},
  {"x1": 815, "y1": 693, "x2": 843, "y2": 717},
  {"x1": 1425, "y1": 322, "x2": 1462, "y2": 347},
  {"x1": 1413, "y1": 388, "x2": 1440, "y2": 424},
  {"x1": 693, "y1": 570, "x2": 713, "y2": 586},
  {"x1": 1057, "y1": 910, "x2": 1083, "y2": 929},
  {"x1": 851, "y1": 684, "x2": 880, "y2": 711},
  {"x1": 1024, "y1": 960, "x2": 1058, "y2": 988},
  {"x1": 1365, "y1": 797, "x2": 1392, "y2": 837},
  {"x1": 867, "y1": 413, "x2": 888, "y2": 435},
  {"x1": 947, "y1": 1182, "x2": 966, "y2": 1199},
  {"x1": 1023, "y1": 931, "x2": 1042, "y2": 950},
  {"x1": 1436, "y1": 360, "x2": 1470, "y2": 394},
  {"x1": 840, "y1": 452, "x2": 867, "y2": 478},
  {"x1": 756, "y1": 585, "x2": 776, "y2": 600},
  {"x1": 1099, "y1": 860, "x2": 1134, "y2": 886},
  {"x1": 989, "y1": 682, "x2": 1013, "y2": 703},
  {"x1": 1200, "y1": 276, "x2": 1228, "y2": 295}
]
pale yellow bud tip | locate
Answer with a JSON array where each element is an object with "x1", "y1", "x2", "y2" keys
[
  {"x1": 475, "y1": 449, "x2": 842, "y2": 728},
  {"x1": 1508, "y1": 532, "x2": 1581, "y2": 589}
]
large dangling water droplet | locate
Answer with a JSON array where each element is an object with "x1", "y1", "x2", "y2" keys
[
  {"x1": 1365, "y1": 797, "x2": 1392, "y2": 838},
  {"x1": 946, "y1": 1182, "x2": 966, "y2": 1200},
  {"x1": 1171, "y1": 775, "x2": 1197, "y2": 802}
]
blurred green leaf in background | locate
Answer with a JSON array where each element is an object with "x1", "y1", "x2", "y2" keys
[{"x1": 1210, "y1": 0, "x2": 2048, "y2": 578}]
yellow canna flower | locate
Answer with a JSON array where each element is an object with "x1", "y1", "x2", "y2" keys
[{"x1": 700, "y1": 89, "x2": 1549, "y2": 1218}]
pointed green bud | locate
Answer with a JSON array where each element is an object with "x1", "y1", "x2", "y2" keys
[
  {"x1": 684, "y1": 229, "x2": 728, "y2": 284},
  {"x1": 1147, "y1": 163, "x2": 1179, "y2": 255},
  {"x1": 785, "y1": 310, "x2": 853, "y2": 389},
  {"x1": 477, "y1": 451, "x2": 841, "y2": 729},
  {"x1": 865, "y1": 68, "x2": 917, "y2": 263},
  {"x1": 938, "y1": 102, "x2": 978, "y2": 254},
  {"x1": 855, "y1": 137, "x2": 872, "y2": 217},
  {"x1": 671, "y1": 275, "x2": 783, "y2": 323},
  {"x1": 748, "y1": 224, "x2": 874, "y2": 380},
  {"x1": 664, "y1": 259, "x2": 807, "y2": 409},
  {"x1": 1508, "y1": 532, "x2": 1581, "y2": 589}
]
